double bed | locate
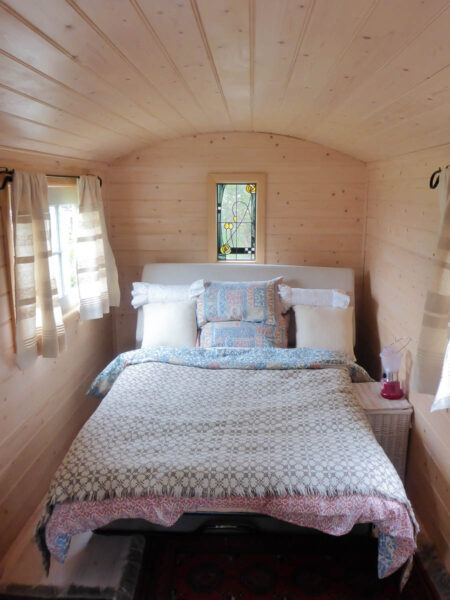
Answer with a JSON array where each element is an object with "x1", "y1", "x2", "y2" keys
[{"x1": 36, "y1": 264, "x2": 417, "y2": 583}]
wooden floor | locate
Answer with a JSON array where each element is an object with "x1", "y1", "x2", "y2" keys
[{"x1": 0, "y1": 502, "x2": 45, "y2": 583}]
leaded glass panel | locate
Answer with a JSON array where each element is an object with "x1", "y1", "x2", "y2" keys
[{"x1": 217, "y1": 182, "x2": 256, "y2": 261}]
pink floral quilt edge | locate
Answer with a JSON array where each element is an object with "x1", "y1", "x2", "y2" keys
[{"x1": 46, "y1": 493, "x2": 415, "y2": 579}]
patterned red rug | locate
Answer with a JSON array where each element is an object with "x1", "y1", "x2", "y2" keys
[{"x1": 135, "y1": 533, "x2": 436, "y2": 599}]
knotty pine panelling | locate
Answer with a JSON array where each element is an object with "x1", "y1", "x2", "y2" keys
[
  {"x1": 0, "y1": 0, "x2": 448, "y2": 162},
  {"x1": 108, "y1": 132, "x2": 367, "y2": 353},
  {"x1": 362, "y1": 145, "x2": 450, "y2": 570},
  {"x1": 0, "y1": 149, "x2": 114, "y2": 560}
]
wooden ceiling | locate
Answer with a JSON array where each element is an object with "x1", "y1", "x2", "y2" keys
[{"x1": 0, "y1": 0, "x2": 449, "y2": 164}]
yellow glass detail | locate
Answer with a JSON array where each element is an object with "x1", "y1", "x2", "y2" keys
[
  {"x1": 224, "y1": 222, "x2": 234, "y2": 230},
  {"x1": 220, "y1": 243, "x2": 231, "y2": 255},
  {"x1": 246, "y1": 184, "x2": 256, "y2": 193}
]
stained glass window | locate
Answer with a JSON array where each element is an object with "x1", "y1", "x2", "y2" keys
[{"x1": 216, "y1": 182, "x2": 256, "y2": 261}]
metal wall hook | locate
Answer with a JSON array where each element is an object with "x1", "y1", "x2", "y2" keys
[
  {"x1": 0, "y1": 167, "x2": 14, "y2": 190},
  {"x1": 430, "y1": 164, "x2": 449, "y2": 189}
]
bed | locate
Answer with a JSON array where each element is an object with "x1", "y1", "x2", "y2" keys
[{"x1": 35, "y1": 264, "x2": 417, "y2": 583}]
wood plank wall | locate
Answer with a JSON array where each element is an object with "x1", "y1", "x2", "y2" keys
[
  {"x1": 1, "y1": 134, "x2": 448, "y2": 574},
  {"x1": 362, "y1": 145, "x2": 450, "y2": 570},
  {"x1": 0, "y1": 149, "x2": 114, "y2": 560},
  {"x1": 108, "y1": 132, "x2": 367, "y2": 353}
]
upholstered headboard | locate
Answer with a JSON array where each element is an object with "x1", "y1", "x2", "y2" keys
[{"x1": 136, "y1": 263, "x2": 355, "y2": 347}]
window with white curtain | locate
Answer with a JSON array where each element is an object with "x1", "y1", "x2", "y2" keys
[
  {"x1": 4, "y1": 170, "x2": 120, "y2": 369},
  {"x1": 47, "y1": 184, "x2": 79, "y2": 312}
]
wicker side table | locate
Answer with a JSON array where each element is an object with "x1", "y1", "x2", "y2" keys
[{"x1": 352, "y1": 382, "x2": 413, "y2": 483}]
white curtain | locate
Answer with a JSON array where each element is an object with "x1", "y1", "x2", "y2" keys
[
  {"x1": 76, "y1": 175, "x2": 120, "y2": 320},
  {"x1": 11, "y1": 172, "x2": 65, "y2": 369},
  {"x1": 413, "y1": 169, "x2": 450, "y2": 411},
  {"x1": 433, "y1": 339, "x2": 450, "y2": 411}
]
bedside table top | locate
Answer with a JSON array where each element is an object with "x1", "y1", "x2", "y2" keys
[{"x1": 352, "y1": 382, "x2": 413, "y2": 412}]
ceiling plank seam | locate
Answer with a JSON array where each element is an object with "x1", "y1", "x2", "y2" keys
[
  {"x1": 0, "y1": 143, "x2": 109, "y2": 164},
  {"x1": 0, "y1": 109, "x2": 97, "y2": 141},
  {"x1": 283, "y1": 0, "x2": 380, "y2": 132},
  {"x1": 249, "y1": 0, "x2": 255, "y2": 131},
  {"x1": 64, "y1": 0, "x2": 195, "y2": 136},
  {"x1": 297, "y1": 1, "x2": 450, "y2": 133},
  {"x1": 0, "y1": 81, "x2": 148, "y2": 143},
  {"x1": 131, "y1": 0, "x2": 228, "y2": 128},
  {"x1": 354, "y1": 5, "x2": 450, "y2": 121},
  {"x1": 189, "y1": 0, "x2": 234, "y2": 128},
  {"x1": 0, "y1": 0, "x2": 177, "y2": 138},
  {"x1": 280, "y1": 0, "x2": 316, "y2": 105},
  {"x1": 0, "y1": 48, "x2": 156, "y2": 143}
]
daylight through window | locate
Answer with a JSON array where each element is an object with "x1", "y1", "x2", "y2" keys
[{"x1": 48, "y1": 185, "x2": 79, "y2": 311}]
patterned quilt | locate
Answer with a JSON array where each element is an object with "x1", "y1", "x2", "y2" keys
[{"x1": 36, "y1": 347, "x2": 417, "y2": 580}]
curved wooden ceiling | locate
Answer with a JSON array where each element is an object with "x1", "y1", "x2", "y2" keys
[{"x1": 0, "y1": 0, "x2": 449, "y2": 163}]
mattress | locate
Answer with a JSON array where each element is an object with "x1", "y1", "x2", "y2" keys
[{"x1": 36, "y1": 346, "x2": 417, "y2": 581}]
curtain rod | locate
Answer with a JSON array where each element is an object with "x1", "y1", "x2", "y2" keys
[
  {"x1": 429, "y1": 165, "x2": 449, "y2": 189},
  {"x1": 0, "y1": 168, "x2": 102, "y2": 191}
]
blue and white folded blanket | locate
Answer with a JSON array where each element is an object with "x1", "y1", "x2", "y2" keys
[{"x1": 88, "y1": 346, "x2": 372, "y2": 399}]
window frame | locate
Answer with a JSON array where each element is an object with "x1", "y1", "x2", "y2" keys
[{"x1": 207, "y1": 172, "x2": 266, "y2": 264}]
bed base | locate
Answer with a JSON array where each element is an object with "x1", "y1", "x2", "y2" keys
[{"x1": 95, "y1": 513, "x2": 371, "y2": 537}]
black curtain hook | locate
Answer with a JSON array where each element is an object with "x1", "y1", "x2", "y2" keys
[{"x1": 430, "y1": 168, "x2": 441, "y2": 189}]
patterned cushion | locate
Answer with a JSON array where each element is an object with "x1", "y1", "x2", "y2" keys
[
  {"x1": 197, "y1": 278, "x2": 284, "y2": 326},
  {"x1": 200, "y1": 321, "x2": 287, "y2": 348}
]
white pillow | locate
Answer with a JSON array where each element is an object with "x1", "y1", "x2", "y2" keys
[
  {"x1": 293, "y1": 305, "x2": 355, "y2": 360},
  {"x1": 131, "y1": 280, "x2": 205, "y2": 309},
  {"x1": 141, "y1": 301, "x2": 198, "y2": 348},
  {"x1": 279, "y1": 284, "x2": 350, "y2": 312}
]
